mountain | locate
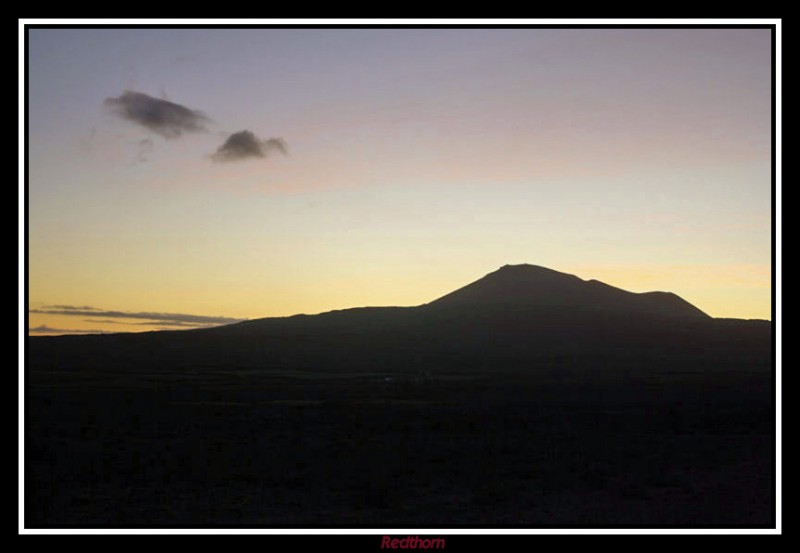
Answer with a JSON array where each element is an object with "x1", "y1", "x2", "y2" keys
[
  {"x1": 28, "y1": 264, "x2": 770, "y2": 377},
  {"x1": 218, "y1": 263, "x2": 709, "y2": 337},
  {"x1": 424, "y1": 264, "x2": 710, "y2": 319}
]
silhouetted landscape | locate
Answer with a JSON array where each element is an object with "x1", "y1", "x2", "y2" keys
[{"x1": 26, "y1": 265, "x2": 774, "y2": 528}]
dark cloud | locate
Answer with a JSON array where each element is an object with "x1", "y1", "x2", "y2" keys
[
  {"x1": 212, "y1": 130, "x2": 288, "y2": 162},
  {"x1": 32, "y1": 305, "x2": 245, "y2": 327},
  {"x1": 29, "y1": 325, "x2": 111, "y2": 336},
  {"x1": 104, "y1": 90, "x2": 210, "y2": 139}
]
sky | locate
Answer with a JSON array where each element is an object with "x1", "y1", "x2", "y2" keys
[{"x1": 26, "y1": 26, "x2": 774, "y2": 334}]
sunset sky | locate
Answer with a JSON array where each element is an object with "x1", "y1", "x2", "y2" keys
[{"x1": 26, "y1": 26, "x2": 773, "y2": 334}]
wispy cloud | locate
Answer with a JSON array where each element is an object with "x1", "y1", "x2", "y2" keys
[
  {"x1": 137, "y1": 138, "x2": 154, "y2": 162},
  {"x1": 82, "y1": 318, "x2": 224, "y2": 329},
  {"x1": 29, "y1": 325, "x2": 112, "y2": 336},
  {"x1": 212, "y1": 130, "x2": 288, "y2": 162},
  {"x1": 104, "y1": 90, "x2": 210, "y2": 139},
  {"x1": 31, "y1": 305, "x2": 245, "y2": 328}
]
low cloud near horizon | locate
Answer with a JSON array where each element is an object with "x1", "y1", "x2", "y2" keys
[
  {"x1": 104, "y1": 90, "x2": 210, "y2": 139},
  {"x1": 30, "y1": 305, "x2": 246, "y2": 328},
  {"x1": 29, "y1": 324, "x2": 112, "y2": 336},
  {"x1": 82, "y1": 318, "x2": 215, "y2": 328},
  {"x1": 212, "y1": 130, "x2": 288, "y2": 162}
]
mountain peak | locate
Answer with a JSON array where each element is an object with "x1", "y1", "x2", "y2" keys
[
  {"x1": 494, "y1": 263, "x2": 574, "y2": 274},
  {"x1": 428, "y1": 264, "x2": 582, "y2": 307},
  {"x1": 488, "y1": 263, "x2": 584, "y2": 282},
  {"x1": 426, "y1": 264, "x2": 709, "y2": 319}
]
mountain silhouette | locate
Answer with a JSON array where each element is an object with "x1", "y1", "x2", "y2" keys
[
  {"x1": 424, "y1": 264, "x2": 710, "y2": 319},
  {"x1": 29, "y1": 264, "x2": 769, "y2": 376}
]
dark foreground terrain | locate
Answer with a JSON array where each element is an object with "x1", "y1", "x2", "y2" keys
[
  {"x1": 26, "y1": 266, "x2": 775, "y2": 528},
  {"x1": 27, "y1": 358, "x2": 773, "y2": 528}
]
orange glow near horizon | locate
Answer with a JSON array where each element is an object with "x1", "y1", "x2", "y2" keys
[{"x1": 28, "y1": 261, "x2": 772, "y2": 336}]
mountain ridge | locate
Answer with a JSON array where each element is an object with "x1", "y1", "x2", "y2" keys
[
  {"x1": 27, "y1": 263, "x2": 771, "y2": 381},
  {"x1": 421, "y1": 263, "x2": 710, "y2": 320},
  {"x1": 31, "y1": 264, "x2": 746, "y2": 339}
]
